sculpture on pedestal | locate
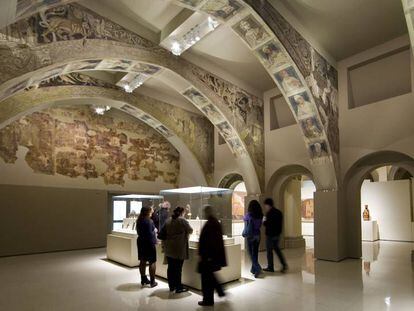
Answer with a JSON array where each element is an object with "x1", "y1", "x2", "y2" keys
[{"x1": 363, "y1": 205, "x2": 370, "y2": 221}]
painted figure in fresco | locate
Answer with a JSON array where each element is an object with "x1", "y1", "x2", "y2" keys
[
  {"x1": 309, "y1": 141, "x2": 328, "y2": 159},
  {"x1": 301, "y1": 118, "x2": 322, "y2": 139},
  {"x1": 293, "y1": 94, "x2": 315, "y2": 119},
  {"x1": 258, "y1": 42, "x2": 288, "y2": 69},
  {"x1": 202, "y1": 0, "x2": 241, "y2": 20},
  {"x1": 237, "y1": 18, "x2": 269, "y2": 48},
  {"x1": 276, "y1": 69, "x2": 302, "y2": 94}
]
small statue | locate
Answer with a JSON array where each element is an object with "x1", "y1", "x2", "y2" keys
[{"x1": 363, "y1": 205, "x2": 370, "y2": 221}]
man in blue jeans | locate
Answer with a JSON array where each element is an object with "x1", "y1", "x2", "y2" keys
[{"x1": 263, "y1": 198, "x2": 288, "y2": 273}]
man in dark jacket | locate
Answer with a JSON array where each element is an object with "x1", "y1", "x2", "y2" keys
[
  {"x1": 263, "y1": 198, "x2": 288, "y2": 273},
  {"x1": 152, "y1": 201, "x2": 170, "y2": 231},
  {"x1": 198, "y1": 205, "x2": 227, "y2": 306}
]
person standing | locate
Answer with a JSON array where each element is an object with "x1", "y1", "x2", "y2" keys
[
  {"x1": 158, "y1": 206, "x2": 193, "y2": 293},
  {"x1": 243, "y1": 200, "x2": 263, "y2": 278},
  {"x1": 263, "y1": 198, "x2": 288, "y2": 273},
  {"x1": 198, "y1": 206, "x2": 227, "y2": 307},
  {"x1": 136, "y1": 206, "x2": 158, "y2": 287},
  {"x1": 152, "y1": 201, "x2": 170, "y2": 231}
]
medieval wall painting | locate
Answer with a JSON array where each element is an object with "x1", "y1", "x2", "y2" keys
[
  {"x1": 216, "y1": 121, "x2": 236, "y2": 140},
  {"x1": 201, "y1": 0, "x2": 244, "y2": 22},
  {"x1": 288, "y1": 92, "x2": 316, "y2": 120},
  {"x1": 232, "y1": 14, "x2": 271, "y2": 49},
  {"x1": 255, "y1": 40, "x2": 290, "y2": 71},
  {"x1": 66, "y1": 59, "x2": 101, "y2": 72},
  {"x1": 155, "y1": 125, "x2": 174, "y2": 138},
  {"x1": 308, "y1": 140, "x2": 330, "y2": 165},
  {"x1": 30, "y1": 64, "x2": 68, "y2": 87},
  {"x1": 0, "y1": 106, "x2": 180, "y2": 186},
  {"x1": 182, "y1": 87, "x2": 210, "y2": 108},
  {"x1": 96, "y1": 59, "x2": 133, "y2": 71},
  {"x1": 300, "y1": 117, "x2": 323, "y2": 140},
  {"x1": 200, "y1": 104, "x2": 225, "y2": 124},
  {"x1": 274, "y1": 66, "x2": 304, "y2": 95},
  {"x1": 16, "y1": 0, "x2": 72, "y2": 18},
  {"x1": 175, "y1": 0, "x2": 205, "y2": 8},
  {"x1": 227, "y1": 137, "x2": 245, "y2": 157},
  {"x1": 130, "y1": 63, "x2": 161, "y2": 75}
]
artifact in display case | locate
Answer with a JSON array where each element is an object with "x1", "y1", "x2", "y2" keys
[
  {"x1": 107, "y1": 194, "x2": 163, "y2": 267},
  {"x1": 157, "y1": 186, "x2": 241, "y2": 289},
  {"x1": 159, "y1": 186, "x2": 233, "y2": 238}
]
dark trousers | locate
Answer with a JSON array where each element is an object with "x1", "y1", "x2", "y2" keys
[
  {"x1": 266, "y1": 235, "x2": 287, "y2": 269},
  {"x1": 201, "y1": 268, "x2": 224, "y2": 304},
  {"x1": 167, "y1": 257, "x2": 184, "y2": 290},
  {"x1": 247, "y1": 235, "x2": 261, "y2": 274}
]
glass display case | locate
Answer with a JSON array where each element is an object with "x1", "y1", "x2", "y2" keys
[
  {"x1": 111, "y1": 194, "x2": 163, "y2": 233},
  {"x1": 159, "y1": 186, "x2": 234, "y2": 243}
]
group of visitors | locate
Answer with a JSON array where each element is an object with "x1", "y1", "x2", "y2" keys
[
  {"x1": 136, "y1": 197, "x2": 287, "y2": 306},
  {"x1": 243, "y1": 198, "x2": 288, "y2": 278},
  {"x1": 136, "y1": 202, "x2": 226, "y2": 306}
]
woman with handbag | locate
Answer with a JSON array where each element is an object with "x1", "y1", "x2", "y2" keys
[
  {"x1": 158, "y1": 206, "x2": 193, "y2": 293},
  {"x1": 243, "y1": 200, "x2": 263, "y2": 278},
  {"x1": 136, "y1": 206, "x2": 158, "y2": 288}
]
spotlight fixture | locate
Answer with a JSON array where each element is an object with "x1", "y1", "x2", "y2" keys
[
  {"x1": 116, "y1": 73, "x2": 149, "y2": 93},
  {"x1": 168, "y1": 16, "x2": 220, "y2": 56},
  {"x1": 93, "y1": 105, "x2": 111, "y2": 115}
]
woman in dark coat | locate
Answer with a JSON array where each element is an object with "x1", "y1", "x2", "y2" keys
[
  {"x1": 158, "y1": 206, "x2": 193, "y2": 293},
  {"x1": 136, "y1": 206, "x2": 158, "y2": 288},
  {"x1": 198, "y1": 205, "x2": 227, "y2": 306}
]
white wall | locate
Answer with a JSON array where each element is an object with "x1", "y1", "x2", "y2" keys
[
  {"x1": 361, "y1": 180, "x2": 413, "y2": 241},
  {"x1": 339, "y1": 35, "x2": 414, "y2": 176}
]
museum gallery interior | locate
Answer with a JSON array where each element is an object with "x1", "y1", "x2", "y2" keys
[{"x1": 0, "y1": 0, "x2": 414, "y2": 310}]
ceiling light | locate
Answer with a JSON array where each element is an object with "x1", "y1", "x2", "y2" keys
[
  {"x1": 168, "y1": 16, "x2": 220, "y2": 56},
  {"x1": 94, "y1": 105, "x2": 111, "y2": 115},
  {"x1": 171, "y1": 41, "x2": 182, "y2": 56},
  {"x1": 116, "y1": 72, "x2": 149, "y2": 93}
]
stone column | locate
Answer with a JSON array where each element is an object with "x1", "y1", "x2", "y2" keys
[
  {"x1": 314, "y1": 190, "x2": 347, "y2": 261},
  {"x1": 283, "y1": 179, "x2": 305, "y2": 248}
]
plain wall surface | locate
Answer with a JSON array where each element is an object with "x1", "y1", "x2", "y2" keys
[
  {"x1": 361, "y1": 180, "x2": 413, "y2": 242},
  {"x1": 0, "y1": 185, "x2": 108, "y2": 257}
]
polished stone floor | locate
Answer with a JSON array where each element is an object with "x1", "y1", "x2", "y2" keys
[{"x1": 0, "y1": 241, "x2": 413, "y2": 311}]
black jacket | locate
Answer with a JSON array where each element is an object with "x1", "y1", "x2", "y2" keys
[
  {"x1": 198, "y1": 217, "x2": 227, "y2": 272},
  {"x1": 264, "y1": 207, "x2": 283, "y2": 237},
  {"x1": 151, "y1": 208, "x2": 169, "y2": 231}
]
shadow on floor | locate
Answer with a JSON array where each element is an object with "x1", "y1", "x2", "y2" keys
[
  {"x1": 149, "y1": 288, "x2": 192, "y2": 300},
  {"x1": 100, "y1": 258, "x2": 136, "y2": 270},
  {"x1": 116, "y1": 283, "x2": 142, "y2": 292},
  {"x1": 195, "y1": 300, "x2": 235, "y2": 311}
]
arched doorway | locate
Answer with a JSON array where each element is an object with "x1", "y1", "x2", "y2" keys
[
  {"x1": 266, "y1": 165, "x2": 315, "y2": 249},
  {"x1": 219, "y1": 173, "x2": 246, "y2": 248},
  {"x1": 344, "y1": 151, "x2": 414, "y2": 259}
]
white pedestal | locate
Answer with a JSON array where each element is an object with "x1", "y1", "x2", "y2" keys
[
  {"x1": 107, "y1": 231, "x2": 138, "y2": 267},
  {"x1": 362, "y1": 220, "x2": 379, "y2": 242},
  {"x1": 156, "y1": 243, "x2": 241, "y2": 290}
]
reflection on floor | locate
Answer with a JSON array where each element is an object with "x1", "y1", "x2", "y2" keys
[{"x1": 0, "y1": 241, "x2": 413, "y2": 311}]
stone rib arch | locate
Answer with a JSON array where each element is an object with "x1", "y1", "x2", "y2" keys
[
  {"x1": 344, "y1": 150, "x2": 414, "y2": 258},
  {"x1": 0, "y1": 84, "x2": 214, "y2": 187},
  {"x1": 170, "y1": 0, "x2": 339, "y2": 190},
  {"x1": 0, "y1": 3, "x2": 264, "y2": 193},
  {"x1": 2, "y1": 1, "x2": 339, "y2": 190},
  {"x1": 218, "y1": 173, "x2": 244, "y2": 189}
]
